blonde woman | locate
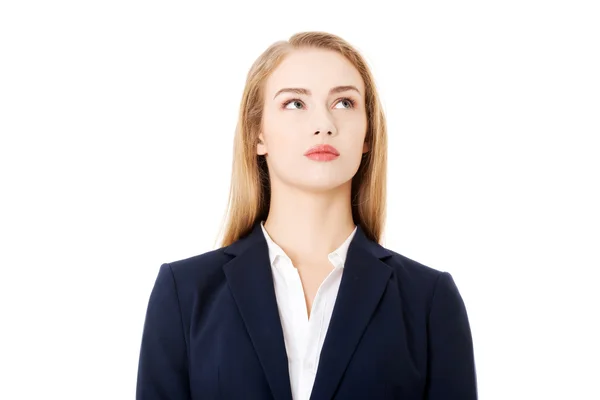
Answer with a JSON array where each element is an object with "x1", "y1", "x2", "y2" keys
[{"x1": 136, "y1": 32, "x2": 478, "y2": 400}]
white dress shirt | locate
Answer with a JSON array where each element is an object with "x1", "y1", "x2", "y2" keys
[{"x1": 259, "y1": 221, "x2": 358, "y2": 400}]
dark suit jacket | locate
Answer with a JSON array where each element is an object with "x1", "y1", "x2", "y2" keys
[{"x1": 136, "y1": 221, "x2": 478, "y2": 399}]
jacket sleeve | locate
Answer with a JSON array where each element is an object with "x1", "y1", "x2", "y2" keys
[
  {"x1": 425, "y1": 271, "x2": 478, "y2": 399},
  {"x1": 136, "y1": 263, "x2": 191, "y2": 400}
]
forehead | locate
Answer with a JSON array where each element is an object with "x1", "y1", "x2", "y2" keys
[{"x1": 265, "y1": 48, "x2": 365, "y2": 96}]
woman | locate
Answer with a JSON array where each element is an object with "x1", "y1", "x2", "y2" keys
[{"x1": 136, "y1": 31, "x2": 478, "y2": 400}]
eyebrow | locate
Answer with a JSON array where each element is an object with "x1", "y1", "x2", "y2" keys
[{"x1": 273, "y1": 85, "x2": 361, "y2": 100}]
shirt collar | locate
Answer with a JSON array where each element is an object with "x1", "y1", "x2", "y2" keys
[{"x1": 259, "y1": 220, "x2": 358, "y2": 269}]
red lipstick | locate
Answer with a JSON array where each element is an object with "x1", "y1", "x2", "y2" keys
[{"x1": 304, "y1": 144, "x2": 340, "y2": 161}]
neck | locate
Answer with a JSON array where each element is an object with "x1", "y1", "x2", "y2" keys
[{"x1": 263, "y1": 180, "x2": 356, "y2": 264}]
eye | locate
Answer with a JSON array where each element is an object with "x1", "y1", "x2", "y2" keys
[
  {"x1": 334, "y1": 97, "x2": 357, "y2": 109},
  {"x1": 282, "y1": 97, "x2": 357, "y2": 110},
  {"x1": 283, "y1": 99, "x2": 305, "y2": 110}
]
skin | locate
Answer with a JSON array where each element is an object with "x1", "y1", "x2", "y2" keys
[{"x1": 257, "y1": 47, "x2": 369, "y2": 317}]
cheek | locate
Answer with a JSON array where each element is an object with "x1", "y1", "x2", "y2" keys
[
  {"x1": 342, "y1": 126, "x2": 368, "y2": 152},
  {"x1": 338, "y1": 112, "x2": 367, "y2": 135},
  {"x1": 264, "y1": 126, "x2": 305, "y2": 163}
]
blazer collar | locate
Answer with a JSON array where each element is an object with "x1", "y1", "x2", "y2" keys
[{"x1": 222, "y1": 220, "x2": 393, "y2": 400}]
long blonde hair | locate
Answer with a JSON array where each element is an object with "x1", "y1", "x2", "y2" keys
[{"x1": 215, "y1": 31, "x2": 388, "y2": 248}]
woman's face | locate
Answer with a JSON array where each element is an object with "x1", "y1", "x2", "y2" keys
[{"x1": 258, "y1": 48, "x2": 369, "y2": 193}]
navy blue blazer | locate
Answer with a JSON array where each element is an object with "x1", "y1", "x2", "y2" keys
[{"x1": 136, "y1": 221, "x2": 478, "y2": 399}]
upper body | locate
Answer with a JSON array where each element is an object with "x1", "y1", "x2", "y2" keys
[
  {"x1": 135, "y1": 219, "x2": 478, "y2": 399},
  {"x1": 137, "y1": 31, "x2": 477, "y2": 399}
]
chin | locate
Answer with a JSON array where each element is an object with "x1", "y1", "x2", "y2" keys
[{"x1": 294, "y1": 179, "x2": 351, "y2": 193}]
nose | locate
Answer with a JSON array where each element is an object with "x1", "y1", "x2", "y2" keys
[
  {"x1": 312, "y1": 105, "x2": 337, "y2": 136},
  {"x1": 313, "y1": 121, "x2": 336, "y2": 136}
]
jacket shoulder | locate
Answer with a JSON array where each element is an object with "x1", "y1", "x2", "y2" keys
[
  {"x1": 381, "y1": 248, "x2": 451, "y2": 309},
  {"x1": 385, "y1": 248, "x2": 445, "y2": 281},
  {"x1": 167, "y1": 247, "x2": 230, "y2": 278},
  {"x1": 161, "y1": 247, "x2": 232, "y2": 302}
]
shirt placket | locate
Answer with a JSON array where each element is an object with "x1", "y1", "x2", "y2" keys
[
  {"x1": 279, "y1": 256, "x2": 309, "y2": 399},
  {"x1": 303, "y1": 254, "x2": 341, "y2": 399}
]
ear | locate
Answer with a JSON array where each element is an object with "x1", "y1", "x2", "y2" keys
[{"x1": 257, "y1": 132, "x2": 267, "y2": 156}]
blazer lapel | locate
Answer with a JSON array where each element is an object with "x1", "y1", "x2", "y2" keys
[
  {"x1": 221, "y1": 221, "x2": 393, "y2": 400},
  {"x1": 222, "y1": 222, "x2": 293, "y2": 400},
  {"x1": 309, "y1": 224, "x2": 393, "y2": 400}
]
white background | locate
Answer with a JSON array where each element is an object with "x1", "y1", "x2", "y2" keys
[{"x1": 1, "y1": 1, "x2": 599, "y2": 398}]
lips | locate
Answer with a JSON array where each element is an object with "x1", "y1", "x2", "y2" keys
[{"x1": 304, "y1": 144, "x2": 340, "y2": 156}]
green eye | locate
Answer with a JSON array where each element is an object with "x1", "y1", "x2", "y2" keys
[{"x1": 283, "y1": 99, "x2": 304, "y2": 109}]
